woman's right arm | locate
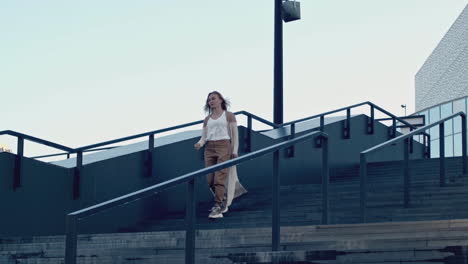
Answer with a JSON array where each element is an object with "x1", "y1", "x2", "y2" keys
[{"x1": 195, "y1": 117, "x2": 208, "y2": 150}]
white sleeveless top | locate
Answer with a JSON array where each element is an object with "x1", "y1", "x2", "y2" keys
[{"x1": 206, "y1": 111, "x2": 230, "y2": 141}]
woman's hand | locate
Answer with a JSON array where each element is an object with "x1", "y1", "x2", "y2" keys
[
  {"x1": 194, "y1": 143, "x2": 201, "y2": 150},
  {"x1": 231, "y1": 153, "x2": 238, "y2": 159}
]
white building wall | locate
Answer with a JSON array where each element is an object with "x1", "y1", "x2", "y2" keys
[{"x1": 415, "y1": 4, "x2": 468, "y2": 112}]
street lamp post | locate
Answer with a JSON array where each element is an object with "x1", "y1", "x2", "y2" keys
[
  {"x1": 274, "y1": 0, "x2": 284, "y2": 125},
  {"x1": 274, "y1": 0, "x2": 301, "y2": 125}
]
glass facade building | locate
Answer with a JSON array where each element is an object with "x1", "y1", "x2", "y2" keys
[
  {"x1": 413, "y1": 97, "x2": 468, "y2": 158},
  {"x1": 413, "y1": 5, "x2": 468, "y2": 158}
]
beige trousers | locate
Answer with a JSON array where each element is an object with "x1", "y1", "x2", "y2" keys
[{"x1": 204, "y1": 140, "x2": 231, "y2": 205}]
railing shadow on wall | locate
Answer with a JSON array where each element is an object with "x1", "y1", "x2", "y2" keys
[
  {"x1": 359, "y1": 112, "x2": 467, "y2": 222},
  {"x1": 64, "y1": 131, "x2": 329, "y2": 264}
]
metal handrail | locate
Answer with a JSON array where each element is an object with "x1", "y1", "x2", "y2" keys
[
  {"x1": 0, "y1": 130, "x2": 74, "y2": 152},
  {"x1": 0, "y1": 111, "x2": 276, "y2": 158},
  {"x1": 0, "y1": 130, "x2": 75, "y2": 189},
  {"x1": 75, "y1": 111, "x2": 278, "y2": 152},
  {"x1": 1, "y1": 101, "x2": 421, "y2": 162},
  {"x1": 282, "y1": 101, "x2": 424, "y2": 132},
  {"x1": 2, "y1": 101, "x2": 426, "y2": 198},
  {"x1": 65, "y1": 130, "x2": 329, "y2": 264},
  {"x1": 30, "y1": 147, "x2": 119, "y2": 159},
  {"x1": 359, "y1": 112, "x2": 467, "y2": 222},
  {"x1": 277, "y1": 101, "x2": 430, "y2": 159},
  {"x1": 0, "y1": 111, "x2": 277, "y2": 198}
]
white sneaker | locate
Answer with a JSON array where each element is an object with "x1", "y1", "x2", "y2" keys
[
  {"x1": 209, "y1": 203, "x2": 228, "y2": 213},
  {"x1": 208, "y1": 204, "x2": 224, "y2": 219}
]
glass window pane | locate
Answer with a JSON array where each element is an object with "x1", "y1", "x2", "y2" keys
[
  {"x1": 431, "y1": 139, "x2": 440, "y2": 158},
  {"x1": 429, "y1": 106, "x2": 440, "y2": 123},
  {"x1": 430, "y1": 126, "x2": 439, "y2": 140},
  {"x1": 441, "y1": 102, "x2": 453, "y2": 117},
  {"x1": 454, "y1": 116, "x2": 462, "y2": 134},
  {"x1": 444, "y1": 135, "x2": 453, "y2": 157},
  {"x1": 453, "y1": 99, "x2": 466, "y2": 133},
  {"x1": 454, "y1": 133, "x2": 462, "y2": 156},
  {"x1": 444, "y1": 120, "x2": 453, "y2": 136},
  {"x1": 441, "y1": 102, "x2": 453, "y2": 136}
]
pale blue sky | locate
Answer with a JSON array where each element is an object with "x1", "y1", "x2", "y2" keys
[{"x1": 1, "y1": 1, "x2": 467, "y2": 157}]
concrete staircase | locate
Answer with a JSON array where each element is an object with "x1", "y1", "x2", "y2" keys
[{"x1": 1, "y1": 157, "x2": 468, "y2": 263}]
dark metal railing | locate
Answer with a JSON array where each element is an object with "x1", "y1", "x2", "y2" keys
[
  {"x1": 359, "y1": 112, "x2": 467, "y2": 222},
  {"x1": 0, "y1": 130, "x2": 74, "y2": 190},
  {"x1": 29, "y1": 147, "x2": 118, "y2": 159},
  {"x1": 64, "y1": 130, "x2": 329, "y2": 264},
  {"x1": 0, "y1": 111, "x2": 277, "y2": 198},
  {"x1": 1, "y1": 101, "x2": 428, "y2": 198},
  {"x1": 279, "y1": 101, "x2": 430, "y2": 158}
]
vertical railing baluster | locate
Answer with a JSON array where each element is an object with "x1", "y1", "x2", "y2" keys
[
  {"x1": 65, "y1": 215, "x2": 78, "y2": 264},
  {"x1": 462, "y1": 114, "x2": 467, "y2": 175},
  {"x1": 389, "y1": 117, "x2": 396, "y2": 138},
  {"x1": 185, "y1": 178, "x2": 196, "y2": 264},
  {"x1": 73, "y1": 151, "x2": 83, "y2": 200},
  {"x1": 409, "y1": 128, "x2": 414, "y2": 154},
  {"x1": 320, "y1": 115, "x2": 325, "y2": 131},
  {"x1": 147, "y1": 134, "x2": 154, "y2": 178},
  {"x1": 439, "y1": 123, "x2": 446, "y2": 187},
  {"x1": 272, "y1": 150, "x2": 280, "y2": 251},
  {"x1": 404, "y1": 138, "x2": 410, "y2": 208},
  {"x1": 288, "y1": 123, "x2": 295, "y2": 158},
  {"x1": 423, "y1": 134, "x2": 427, "y2": 158},
  {"x1": 14, "y1": 137, "x2": 24, "y2": 189},
  {"x1": 368, "y1": 105, "x2": 374, "y2": 134},
  {"x1": 247, "y1": 115, "x2": 252, "y2": 153},
  {"x1": 344, "y1": 109, "x2": 351, "y2": 139},
  {"x1": 427, "y1": 134, "x2": 431, "y2": 158},
  {"x1": 360, "y1": 154, "x2": 367, "y2": 223},
  {"x1": 321, "y1": 136, "x2": 329, "y2": 224}
]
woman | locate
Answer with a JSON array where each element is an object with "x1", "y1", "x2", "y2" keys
[{"x1": 194, "y1": 91, "x2": 247, "y2": 219}]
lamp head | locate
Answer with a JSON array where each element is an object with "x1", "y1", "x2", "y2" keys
[{"x1": 282, "y1": 0, "x2": 301, "y2": 23}]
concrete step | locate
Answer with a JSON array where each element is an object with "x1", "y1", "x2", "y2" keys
[{"x1": 5, "y1": 219, "x2": 468, "y2": 264}]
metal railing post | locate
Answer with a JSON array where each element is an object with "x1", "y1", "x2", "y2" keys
[
  {"x1": 368, "y1": 105, "x2": 374, "y2": 134},
  {"x1": 360, "y1": 154, "x2": 367, "y2": 223},
  {"x1": 462, "y1": 114, "x2": 467, "y2": 175},
  {"x1": 439, "y1": 123, "x2": 446, "y2": 187},
  {"x1": 427, "y1": 134, "x2": 431, "y2": 158},
  {"x1": 344, "y1": 109, "x2": 351, "y2": 139},
  {"x1": 64, "y1": 215, "x2": 78, "y2": 264},
  {"x1": 147, "y1": 134, "x2": 154, "y2": 178},
  {"x1": 272, "y1": 150, "x2": 280, "y2": 251},
  {"x1": 321, "y1": 136, "x2": 329, "y2": 224},
  {"x1": 403, "y1": 138, "x2": 410, "y2": 208},
  {"x1": 247, "y1": 115, "x2": 252, "y2": 153},
  {"x1": 409, "y1": 128, "x2": 414, "y2": 154},
  {"x1": 389, "y1": 117, "x2": 396, "y2": 138},
  {"x1": 185, "y1": 178, "x2": 196, "y2": 264},
  {"x1": 73, "y1": 151, "x2": 83, "y2": 200},
  {"x1": 423, "y1": 134, "x2": 427, "y2": 158},
  {"x1": 288, "y1": 123, "x2": 295, "y2": 158},
  {"x1": 14, "y1": 137, "x2": 24, "y2": 189}
]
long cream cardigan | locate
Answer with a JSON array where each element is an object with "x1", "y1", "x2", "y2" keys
[{"x1": 196, "y1": 111, "x2": 247, "y2": 206}]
